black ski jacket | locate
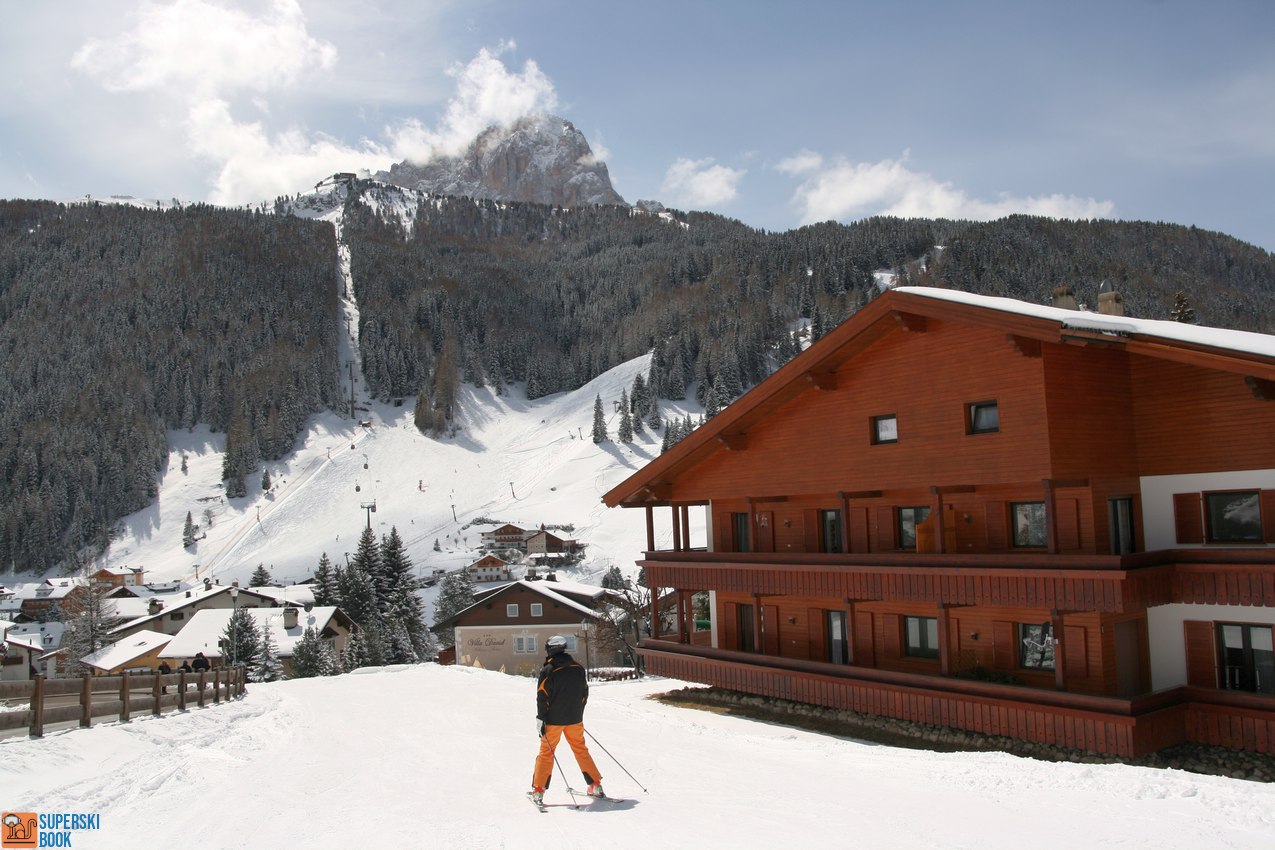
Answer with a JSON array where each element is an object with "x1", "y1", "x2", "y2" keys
[{"x1": 536, "y1": 651, "x2": 588, "y2": 725}]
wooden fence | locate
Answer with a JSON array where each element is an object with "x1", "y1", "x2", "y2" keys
[{"x1": 0, "y1": 667, "x2": 248, "y2": 738}]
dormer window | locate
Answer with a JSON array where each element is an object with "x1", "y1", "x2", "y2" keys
[{"x1": 968, "y1": 401, "x2": 999, "y2": 434}]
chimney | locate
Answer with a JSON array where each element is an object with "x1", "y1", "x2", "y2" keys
[
  {"x1": 148, "y1": 599, "x2": 164, "y2": 615},
  {"x1": 546, "y1": 572, "x2": 557, "y2": 582},
  {"x1": 283, "y1": 607, "x2": 299, "y2": 629},
  {"x1": 1097, "y1": 284, "x2": 1124, "y2": 316},
  {"x1": 1051, "y1": 285, "x2": 1078, "y2": 311},
  {"x1": 203, "y1": 578, "x2": 212, "y2": 591}
]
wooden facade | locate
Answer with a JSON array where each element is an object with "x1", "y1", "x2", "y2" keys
[{"x1": 604, "y1": 288, "x2": 1275, "y2": 757}]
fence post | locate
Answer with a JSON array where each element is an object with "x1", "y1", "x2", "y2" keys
[
  {"x1": 152, "y1": 670, "x2": 163, "y2": 717},
  {"x1": 119, "y1": 671, "x2": 131, "y2": 723},
  {"x1": 178, "y1": 671, "x2": 187, "y2": 711},
  {"x1": 213, "y1": 668, "x2": 222, "y2": 704},
  {"x1": 197, "y1": 670, "x2": 206, "y2": 707},
  {"x1": 30, "y1": 674, "x2": 45, "y2": 738},
  {"x1": 80, "y1": 674, "x2": 92, "y2": 728}
]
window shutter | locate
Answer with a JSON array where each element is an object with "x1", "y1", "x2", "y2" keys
[
  {"x1": 721, "y1": 602, "x2": 738, "y2": 650},
  {"x1": 1183, "y1": 620, "x2": 1217, "y2": 688},
  {"x1": 803, "y1": 509, "x2": 820, "y2": 552},
  {"x1": 992, "y1": 620, "x2": 1015, "y2": 669},
  {"x1": 877, "y1": 507, "x2": 897, "y2": 550},
  {"x1": 1056, "y1": 498, "x2": 1080, "y2": 551},
  {"x1": 807, "y1": 608, "x2": 827, "y2": 662},
  {"x1": 985, "y1": 502, "x2": 1008, "y2": 550},
  {"x1": 1063, "y1": 625, "x2": 1088, "y2": 677},
  {"x1": 882, "y1": 613, "x2": 901, "y2": 659},
  {"x1": 853, "y1": 610, "x2": 874, "y2": 666},
  {"x1": 762, "y1": 605, "x2": 780, "y2": 655},
  {"x1": 1173, "y1": 492, "x2": 1203, "y2": 544},
  {"x1": 1262, "y1": 490, "x2": 1275, "y2": 543},
  {"x1": 712, "y1": 508, "x2": 732, "y2": 552},
  {"x1": 849, "y1": 507, "x2": 870, "y2": 553}
]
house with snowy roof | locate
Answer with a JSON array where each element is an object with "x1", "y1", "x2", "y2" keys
[
  {"x1": 437, "y1": 578, "x2": 619, "y2": 676},
  {"x1": 161, "y1": 605, "x2": 352, "y2": 678},
  {"x1": 81, "y1": 629, "x2": 173, "y2": 675},
  {"x1": 466, "y1": 554, "x2": 514, "y2": 582},
  {"x1": 93, "y1": 565, "x2": 145, "y2": 587},
  {"x1": 479, "y1": 523, "x2": 533, "y2": 552},
  {"x1": 603, "y1": 285, "x2": 1275, "y2": 758},
  {"x1": 109, "y1": 580, "x2": 285, "y2": 640}
]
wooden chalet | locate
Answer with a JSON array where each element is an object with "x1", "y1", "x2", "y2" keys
[{"x1": 603, "y1": 286, "x2": 1275, "y2": 758}]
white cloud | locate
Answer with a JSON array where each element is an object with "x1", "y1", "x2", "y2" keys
[
  {"x1": 388, "y1": 41, "x2": 559, "y2": 163},
  {"x1": 70, "y1": 0, "x2": 336, "y2": 97},
  {"x1": 776, "y1": 149, "x2": 823, "y2": 176},
  {"x1": 660, "y1": 157, "x2": 745, "y2": 208},
  {"x1": 785, "y1": 152, "x2": 1114, "y2": 224}
]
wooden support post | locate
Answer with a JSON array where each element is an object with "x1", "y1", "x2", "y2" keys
[
  {"x1": 153, "y1": 671, "x2": 163, "y2": 716},
  {"x1": 197, "y1": 670, "x2": 207, "y2": 707},
  {"x1": 650, "y1": 589, "x2": 660, "y2": 640},
  {"x1": 645, "y1": 505, "x2": 655, "y2": 552},
  {"x1": 1043, "y1": 479, "x2": 1059, "y2": 555},
  {"x1": 680, "y1": 504, "x2": 691, "y2": 550},
  {"x1": 752, "y1": 595, "x2": 763, "y2": 654},
  {"x1": 30, "y1": 674, "x2": 45, "y2": 738},
  {"x1": 1052, "y1": 609, "x2": 1067, "y2": 691},
  {"x1": 119, "y1": 671, "x2": 131, "y2": 723},
  {"x1": 838, "y1": 493, "x2": 850, "y2": 553},
  {"x1": 80, "y1": 674, "x2": 92, "y2": 728},
  {"x1": 178, "y1": 671, "x2": 188, "y2": 711},
  {"x1": 930, "y1": 487, "x2": 946, "y2": 554},
  {"x1": 677, "y1": 592, "x2": 688, "y2": 643},
  {"x1": 671, "y1": 505, "x2": 682, "y2": 552}
]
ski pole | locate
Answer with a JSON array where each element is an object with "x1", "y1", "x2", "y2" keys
[
  {"x1": 584, "y1": 727, "x2": 648, "y2": 793},
  {"x1": 552, "y1": 750, "x2": 582, "y2": 807}
]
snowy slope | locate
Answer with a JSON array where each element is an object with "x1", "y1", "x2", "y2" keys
[{"x1": 4, "y1": 665, "x2": 1272, "y2": 849}]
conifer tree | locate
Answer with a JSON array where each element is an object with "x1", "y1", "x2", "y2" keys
[
  {"x1": 256, "y1": 624, "x2": 283, "y2": 682},
  {"x1": 261, "y1": 468, "x2": 272, "y2": 491},
  {"x1": 618, "y1": 390, "x2": 634, "y2": 442},
  {"x1": 382, "y1": 527, "x2": 429, "y2": 658},
  {"x1": 182, "y1": 512, "x2": 197, "y2": 549},
  {"x1": 249, "y1": 564, "x2": 272, "y2": 587},
  {"x1": 58, "y1": 562, "x2": 121, "y2": 675},
  {"x1": 339, "y1": 557, "x2": 379, "y2": 627},
  {"x1": 221, "y1": 606, "x2": 261, "y2": 669},
  {"x1": 1171, "y1": 291, "x2": 1197, "y2": 323},
  {"x1": 312, "y1": 553, "x2": 339, "y2": 607},
  {"x1": 350, "y1": 525, "x2": 387, "y2": 615},
  {"x1": 591, "y1": 394, "x2": 607, "y2": 443},
  {"x1": 433, "y1": 569, "x2": 477, "y2": 626},
  {"x1": 291, "y1": 626, "x2": 338, "y2": 678}
]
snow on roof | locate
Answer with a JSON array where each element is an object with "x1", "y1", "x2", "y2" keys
[
  {"x1": 5, "y1": 632, "x2": 45, "y2": 652},
  {"x1": 249, "y1": 584, "x2": 315, "y2": 607},
  {"x1": 896, "y1": 286, "x2": 1275, "y2": 358},
  {"x1": 109, "y1": 584, "x2": 279, "y2": 634},
  {"x1": 161, "y1": 606, "x2": 341, "y2": 660},
  {"x1": 82, "y1": 629, "x2": 173, "y2": 671},
  {"x1": 7, "y1": 622, "x2": 65, "y2": 647},
  {"x1": 464, "y1": 579, "x2": 605, "y2": 622}
]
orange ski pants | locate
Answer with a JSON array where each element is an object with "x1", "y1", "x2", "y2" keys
[{"x1": 532, "y1": 722, "x2": 601, "y2": 789}]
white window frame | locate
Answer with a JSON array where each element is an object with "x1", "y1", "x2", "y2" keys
[
  {"x1": 530, "y1": 603, "x2": 543, "y2": 617},
  {"x1": 506, "y1": 603, "x2": 519, "y2": 617}
]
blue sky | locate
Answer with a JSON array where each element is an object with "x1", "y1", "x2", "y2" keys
[{"x1": 2, "y1": 0, "x2": 1272, "y2": 249}]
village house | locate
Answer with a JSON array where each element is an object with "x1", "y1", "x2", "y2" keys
[
  {"x1": 466, "y1": 554, "x2": 514, "y2": 583},
  {"x1": 160, "y1": 605, "x2": 352, "y2": 678},
  {"x1": 438, "y1": 578, "x2": 617, "y2": 676},
  {"x1": 479, "y1": 523, "x2": 533, "y2": 552},
  {"x1": 92, "y1": 565, "x2": 146, "y2": 588},
  {"x1": 603, "y1": 286, "x2": 1275, "y2": 758},
  {"x1": 81, "y1": 629, "x2": 173, "y2": 675},
  {"x1": 109, "y1": 580, "x2": 286, "y2": 640}
]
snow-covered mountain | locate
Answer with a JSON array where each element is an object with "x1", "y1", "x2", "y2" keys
[{"x1": 376, "y1": 113, "x2": 626, "y2": 208}]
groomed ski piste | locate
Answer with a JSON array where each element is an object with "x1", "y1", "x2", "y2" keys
[{"x1": 5, "y1": 664, "x2": 1275, "y2": 849}]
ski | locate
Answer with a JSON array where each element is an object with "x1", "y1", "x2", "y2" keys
[{"x1": 526, "y1": 793, "x2": 547, "y2": 813}]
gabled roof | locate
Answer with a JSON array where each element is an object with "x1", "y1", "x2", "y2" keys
[
  {"x1": 108, "y1": 584, "x2": 281, "y2": 635},
  {"x1": 603, "y1": 286, "x2": 1275, "y2": 507},
  {"x1": 439, "y1": 579, "x2": 613, "y2": 630},
  {"x1": 160, "y1": 606, "x2": 350, "y2": 660},
  {"x1": 81, "y1": 629, "x2": 172, "y2": 672}
]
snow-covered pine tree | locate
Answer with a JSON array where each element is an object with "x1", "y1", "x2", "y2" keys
[
  {"x1": 261, "y1": 468, "x2": 272, "y2": 491},
  {"x1": 382, "y1": 526, "x2": 430, "y2": 658},
  {"x1": 340, "y1": 628, "x2": 370, "y2": 672},
  {"x1": 256, "y1": 623, "x2": 283, "y2": 682},
  {"x1": 312, "y1": 553, "x2": 339, "y2": 607},
  {"x1": 291, "y1": 626, "x2": 337, "y2": 678},
  {"x1": 182, "y1": 511, "x2": 196, "y2": 548},
  {"x1": 338, "y1": 556, "x2": 379, "y2": 627},
  {"x1": 618, "y1": 390, "x2": 634, "y2": 442},
  {"x1": 646, "y1": 395, "x2": 661, "y2": 432},
  {"x1": 433, "y1": 569, "x2": 477, "y2": 627},
  {"x1": 249, "y1": 564, "x2": 272, "y2": 587},
  {"x1": 221, "y1": 606, "x2": 261, "y2": 669},
  {"x1": 1171, "y1": 291, "x2": 1198, "y2": 323},
  {"x1": 349, "y1": 525, "x2": 387, "y2": 616},
  {"x1": 592, "y1": 394, "x2": 607, "y2": 443}
]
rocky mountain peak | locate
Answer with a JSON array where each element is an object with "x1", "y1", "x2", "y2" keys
[{"x1": 376, "y1": 113, "x2": 626, "y2": 208}]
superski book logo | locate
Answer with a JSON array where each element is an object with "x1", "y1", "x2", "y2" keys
[{"x1": 2, "y1": 812, "x2": 102, "y2": 848}]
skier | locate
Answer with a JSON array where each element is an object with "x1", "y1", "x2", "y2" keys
[{"x1": 529, "y1": 635, "x2": 604, "y2": 806}]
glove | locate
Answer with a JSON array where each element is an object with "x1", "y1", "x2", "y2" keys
[{"x1": 537, "y1": 720, "x2": 546, "y2": 738}]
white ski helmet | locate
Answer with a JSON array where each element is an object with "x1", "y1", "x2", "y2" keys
[{"x1": 546, "y1": 635, "x2": 568, "y2": 655}]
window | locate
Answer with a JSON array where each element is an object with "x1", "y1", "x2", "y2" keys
[
  {"x1": 514, "y1": 635, "x2": 537, "y2": 654},
  {"x1": 732, "y1": 512, "x2": 751, "y2": 553},
  {"x1": 1217, "y1": 623, "x2": 1274, "y2": 694},
  {"x1": 564, "y1": 635, "x2": 579, "y2": 653},
  {"x1": 904, "y1": 616, "x2": 939, "y2": 659},
  {"x1": 827, "y1": 611, "x2": 849, "y2": 664},
  {"x1": 170, "y1": 612, "x2": 185, "y2": 621},
  {"x1": 1204, "y1": 491, "x2": 1262, "y2": 542},
  {"x1": 506, "y1": 603, "x2": 519, "y2": 617},
  {"x1": 819, "y1": 509, "x2": 843, "y2": 553},
  {"x1": 898, "y1": 506, "x2": 930, "y2": 550},
  {"x1": 1012, "y1": 502, "x2": 1047, "y2": 548},
  {"x1": 737, "y1": 603, "x2": 756, "y2": 652},
  {"x1": 530, "y1": 603, "x2": 543, "y2": 617},
  {"x1": 967, "y1": 400, "x2": 999, "y2": 434},
  {"x1": 871, "y1": 414, "x2": 898, "y2": 444},
  {"x1": 1018, "y1": 622, "x2": 1055, "y2": 670}
]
